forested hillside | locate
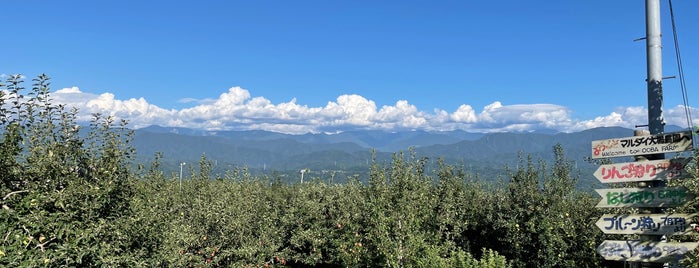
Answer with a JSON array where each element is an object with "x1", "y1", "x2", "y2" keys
[
  {"x1": 3, "y1": 75, "x2": 699, "y2": 267},
  {"x1": 131, "y1": 123, "x2": 690, "y2": 190}
]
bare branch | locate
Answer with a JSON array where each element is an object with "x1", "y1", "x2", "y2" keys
[
  {"x1": 35, "y1": 237, "x2": 55, "y2": 252},
  {"x1": 3, "y1": 190, "x2": 29, "y2": 200}
]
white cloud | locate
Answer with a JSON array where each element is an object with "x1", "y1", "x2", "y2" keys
[
  {"x1": 451, "y1": 104, "x2": 478, "y2": 123},
  {"x1": 332, "y1": 94, "x2": 378, "y2": 126},
  {"x1": 178, "y1": 98, "x2": 198, "y2": 104},
  {"x1": 567, "y1": 106, "x2": 664, "y2": 132},
  {"x1": 55, "y1": 86, "x2": 82, "y2": 94},
  {"x1": 572, "y1": 112, "x2": 625, "y2": 131},
  {"x1": 665, "y1": 104, "x2": 699, "y2": 128},
  {"x1": 478, "y1": 102, "x2": 571, "y2": 124},
  {"x1": 53, "y1": 87, "x2": 176, "y2": 128},
  {"x1": 181, "y1": 97, "x2": 217, "y2": 105},
  {"x1": 46, "y1": 86, "x2": 695, "y2": 134}
]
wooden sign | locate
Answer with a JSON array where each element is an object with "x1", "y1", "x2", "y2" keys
[
  {"x1": 597, "y1": 240, "x2": 698, "y2": 263},
  {"x1": 591, "y1": 131, "x2": 693, "y2": 159},
  {"x1": 593, "y1": 158, "x2": 690, "y2": 183},
  {"x1": 595, "y1": 187, "x2": 693, "y2": 208},
  {"x1": 596, "y1": 213, "x2": 696, "y2": 235}
]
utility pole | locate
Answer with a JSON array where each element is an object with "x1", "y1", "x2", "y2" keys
[
  {"x1": 639, "y1": 1, "x2": 664, "y2": 268},
  {"x1": 595, "y1": 3, "x2": 696, "y2": 265},
  {"x1": 646, "y1": 0, "x2": 664, "y2": 138},
  {"x1": 180, "y1": 162, "x2": 186, "y2": 190}
]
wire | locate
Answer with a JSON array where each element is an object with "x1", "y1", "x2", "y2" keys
[{"x1": 668, "y1": 0, "x2": 693, "y2": 133}]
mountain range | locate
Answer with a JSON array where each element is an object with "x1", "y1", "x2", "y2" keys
[{"x1": 132, "y1": 125, "x2": 692, "y2": 189}]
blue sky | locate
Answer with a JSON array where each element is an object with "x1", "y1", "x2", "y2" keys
[{"x1": 3, "y1": 0, "x2": 698, "y2": 133}]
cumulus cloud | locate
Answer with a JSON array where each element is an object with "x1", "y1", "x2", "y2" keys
[
  {"x1": 47, "y1": 86, "x2": 699, "y2": 134},
  {"x1": 451, "y1": 104, "x2": 478, "y2": 123},
  {"x1": 53, "y1": 88, "x2": 176, "y2": 128},
  {"x1": 665, "y1": 104, "x2": 699, "y2": 128},
  {"x1": 55, "y1": 86, "x2": 81, "y2": 94},
  {"x1": 476, "y1": 102, "x2": 572, "y2": 125}
]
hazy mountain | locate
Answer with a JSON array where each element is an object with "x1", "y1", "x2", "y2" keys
[
  {"x1": 137, "y1": 125, "x2": 484, "y2": 151},
  {"x1": 132, "y1": 125, "x2": 694, "y2": 188}
]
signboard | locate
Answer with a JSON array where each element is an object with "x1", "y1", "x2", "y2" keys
[
  {"x1": 597, "y1": 240, "x2": 698, "y2": 263},
  {"x1": 594, "y1": 158, "x2": 690, "y2": 183},
  {"x1": 595, "y1": 187, "x2": 693, "y2": 208},
  {"x1": 596, "y1": 213, "x2": 696, "y2": 235},
  {"x1": 591, "y1": 131, "x2": 692, "y2": 159}
]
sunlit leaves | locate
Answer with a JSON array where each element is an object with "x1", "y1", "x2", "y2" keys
[
  {"x1": 0, "y1": 74, "x2": 643, "y2": 267},
  {"x1": 0, "y1": 74, "x2": 136, "y2": 266}
]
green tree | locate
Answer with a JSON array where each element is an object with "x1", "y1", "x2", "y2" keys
[
  {"x1": 0, "y1": 74, "x2": 137, "y2": 266},
  {"x1": 361, "y1": 150, "x2": 443, "y2": 267},
  {"x1": 491, "y1": 145, "x2": 601, "y2": 268}
]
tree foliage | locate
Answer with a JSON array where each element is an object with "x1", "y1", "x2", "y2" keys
[
  {"x1": 1, "y1": 74, "x2": 136, "y2": 266},
  {"x1": 8, "y1": 74, "x2": 699, "y2": 267}
]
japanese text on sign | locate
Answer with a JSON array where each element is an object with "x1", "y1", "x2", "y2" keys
[
  {"x1": 595, "y1": 187, "x2": 693, "y2": 208},
  {"x1": 597, "y1": 240, "x2": 698, "y2": 262},
  {"x1": 595, "y1": 158, "x2": 688, "y2": 183},
  {"x1": 596, "y1": 214, "x2": 694, "y2": 235},
  {"x1": 591, "y1": 131, "x2": 692, "y2": 159}
]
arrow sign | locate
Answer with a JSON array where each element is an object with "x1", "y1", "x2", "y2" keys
[
  {"x1": 595, "y1": 187, "x2": 694, "y2": 208},
  {"x1": 594, "y1": 158, "x2": 690, "y2": 183},
  {"x1": 597, "y1": 240, "x2": 698, "y2": 263},
  {"x1": 596, "y1": 213, "x2": 696, "y2": 235},
  {"x1": 591, "y1": 130, "x2": 693, "y2": 159}
]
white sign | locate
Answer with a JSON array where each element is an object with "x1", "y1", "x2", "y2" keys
[
  {"x1": 597, "y1": 240, "x2": 698, "y2": 263},
  {"x1": 593, "y1": 158, "x2": 690, "y2": 183},
  {"x1": 595, "y1": 187, "x2": 693, "y2": 208},
  {"x1": 591, "y1": 131, "x2": 693, "y2": 159},
  {"x1": 596, "y1": 213, "x2": 696, "y2": 235}
]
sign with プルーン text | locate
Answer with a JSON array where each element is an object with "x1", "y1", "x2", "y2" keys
[
  {"x1": 593, "y1": 158, "x2": 690, "y2": 183},
  {"x1": 595, "y1": 187, "x2": 693, "y2": 208},
  {"x1": 597, "y1": 240, "x2": 698, "y2": 263},
  {"x1": 595, "y1": 213, "x2": 696, "y2": 235},
  {"x1": 591, "y1": 131, "x2": 692, "y2": 159}
]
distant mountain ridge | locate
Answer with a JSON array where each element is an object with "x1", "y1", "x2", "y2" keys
[
  {"x1": 138, "y1": 125, "x2": 485, "y2": 151},
  {"x1": 132, "y1": 125, "x2": 693, "y2": 187}
]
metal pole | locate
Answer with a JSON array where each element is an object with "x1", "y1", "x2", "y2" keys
[
  {"x1": 640, "y1": 1, "x2": 664, "y2": 268},
  {"x1": 645, "y1": 0, "x2": 665, "y2": 183},
  {"x1": 646, "y1": 0, "x2": 664, "y2": 137},
  {"x1": 180, "y1": 162, "x2": 185, "y2": 190}
]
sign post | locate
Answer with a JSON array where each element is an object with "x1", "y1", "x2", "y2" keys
[
  {"x1": 597, "y1": 240, "x2": 698, "y2": 263},
  {"x1": 596, "y1": 213, "x2": 696, "y2": 235},
  {"x1": 591, "y1": 131, "x2": 693, "y2": 159},
  {"x1": 594, "y1": 187, "x2": 693, "y2": 208},
  {"x1": 593, "y1": 158, "x2": 689, "y2": 184},
  {"x1": 591, "y1": 130, "x2": 695, "y2": 265},
  {"x1": 592, "y1": 1, "x2": 697, "y2": 266}
]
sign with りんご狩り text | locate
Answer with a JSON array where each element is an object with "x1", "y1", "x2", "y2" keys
[{"x1": 593, "y1": 158, "x2": 690, "y2": 183}]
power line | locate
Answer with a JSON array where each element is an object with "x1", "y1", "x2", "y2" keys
[{"x1": 668, "y1": 0, "x2": 694, "y2": 137}]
